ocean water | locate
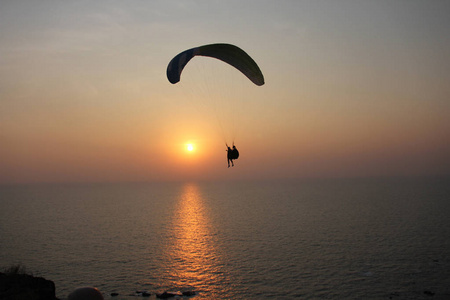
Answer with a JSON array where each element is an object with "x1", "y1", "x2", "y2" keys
[{"x1": 1, "y1": 177, "x2": 449, "y2": 299}]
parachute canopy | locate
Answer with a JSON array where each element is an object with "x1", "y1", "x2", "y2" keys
[{"x1": 167, "y1": 43, "x2": 264, "y2": 86}]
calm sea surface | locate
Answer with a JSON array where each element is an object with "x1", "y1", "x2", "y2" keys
[{"x1": 1, "y1": 178, "x2": 449, "y2": 299}]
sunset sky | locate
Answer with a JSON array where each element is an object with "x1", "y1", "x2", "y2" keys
[{"x1": 1, "y1": 0, "x2": 449, "y2": 183}]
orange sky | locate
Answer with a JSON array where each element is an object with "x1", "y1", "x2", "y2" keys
[{"x1": 1, "y1": 1, "x2": 449, "y2": 184}]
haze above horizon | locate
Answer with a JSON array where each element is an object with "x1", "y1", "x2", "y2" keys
[{"x1": 1, "y1": 0, "x2": 449, "y2": 184}]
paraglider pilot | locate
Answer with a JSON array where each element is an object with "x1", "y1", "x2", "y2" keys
[{"x1": 227, "y1": 144, "x2": 239, "y2": 168}]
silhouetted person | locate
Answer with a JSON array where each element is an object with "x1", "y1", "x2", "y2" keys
[{"x1": 227, "y1": 144, "x2": 239, "y2": 167}]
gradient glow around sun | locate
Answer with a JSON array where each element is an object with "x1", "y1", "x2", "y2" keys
[{"x1": 186, "y1": 143, "x2": 194, "y2": 152}]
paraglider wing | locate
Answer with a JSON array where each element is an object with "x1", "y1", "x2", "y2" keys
[{"x1": 167, "y1": 43, "x2": 264, "y2": 86}]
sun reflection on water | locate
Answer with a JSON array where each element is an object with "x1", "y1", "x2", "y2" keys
[{"x1": 163, "y1": 183, "x2": 228, "y2": 297}]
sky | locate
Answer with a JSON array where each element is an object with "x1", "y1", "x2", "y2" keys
[{"x1": 1, "y1": 0, "x2": 449, "y2": 184}]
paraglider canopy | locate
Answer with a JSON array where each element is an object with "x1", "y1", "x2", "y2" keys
[
  {"x1": 167, "y1": 43, "x2": 264, "y2": 86},
  {"x1": 166, "y1": 43, "x2": 265, "y2": 148}
]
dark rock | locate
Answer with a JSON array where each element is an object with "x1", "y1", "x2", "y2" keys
[
  {"x1": 68, "y1": 287, "x2": 103, "y2": 300},
  {"x1": 156, "y1": 291, "x2": 171, "y2": 298},
  {"x1": 156, "y1": 291, "x2": 182, "y2": 298},
  {"x1": 111, "y1": 292, "x2": 119, "y2": 296},
  {"x1": 0, "y1": 272, "x2": 57, "y2": 300},
  {"x1": 424, "y1": 290, "x2": 435, "y2": 296},
  {"x1": 182, "y1": 291, "x2": 196, "y2": 296},
  {"x1": 389, "y1": 292, "x2": 400, "y2": 299},
  {"x1": 142, "y1": 291, "x2": 151, "y2": 297}
]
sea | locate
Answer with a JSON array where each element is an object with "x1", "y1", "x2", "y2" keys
[{"x1": 1, "y1": 177, "x2": 449, "y2": 299}]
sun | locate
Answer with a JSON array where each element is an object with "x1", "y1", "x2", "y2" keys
[{"x1": 186, "y1": 143, "x2": 194, "y2": 152}]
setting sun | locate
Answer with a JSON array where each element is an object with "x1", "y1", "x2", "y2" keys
[{"x1": 186, "y1": 143, "x2": 194, "y2": 152}]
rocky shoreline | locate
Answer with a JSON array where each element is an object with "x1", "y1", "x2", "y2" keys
[
  {"x1": 0, "y1": 271, "x2": 59, "y2": 300},
  {"x1": 2, "y1": 269, "x2": 444, "y2": 300},
  {"x1": 0, "y1": 271, "x2": 198, "y2": 300}
]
